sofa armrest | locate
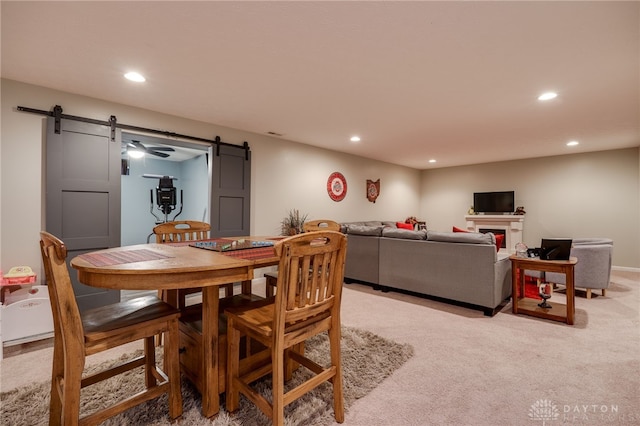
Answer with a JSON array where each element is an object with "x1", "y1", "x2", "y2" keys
[{"x1": 344, "y1": 234, "x2": 380, "y2": 284}]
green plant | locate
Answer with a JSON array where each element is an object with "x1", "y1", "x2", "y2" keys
[{"x1": 281, "y1": 209, "x2": 308, "y2": 236}]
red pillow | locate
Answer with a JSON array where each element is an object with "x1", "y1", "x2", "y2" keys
[
  {"x1": 397, "y1": 222, "x2": 414, "y2": 230},
  {"x1": 452, "y1": 226, "x2": 469, "y2": 233},
  {"x1": 494, "y1": 234, "x2": 504, "y2": 252}
]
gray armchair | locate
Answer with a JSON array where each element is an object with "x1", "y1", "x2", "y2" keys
[{"x1": 534, "y1": 238, "x2": 613, "y2": 298}]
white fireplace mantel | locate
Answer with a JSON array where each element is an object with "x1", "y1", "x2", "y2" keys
[{"x1": 465, "y1": 215, "x2": 525, "y2": 254}]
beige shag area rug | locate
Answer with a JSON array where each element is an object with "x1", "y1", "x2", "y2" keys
[{"x1": 1, "y1": 326, "x2": 413, "y2": 425}]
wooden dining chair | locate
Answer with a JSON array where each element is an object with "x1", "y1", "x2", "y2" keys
[
  {"x1": 264, "y1": 219, "x2": 341, "y2": 297},
  {"x1": 39, "y1": 231, "x2": 182, "y2": 425},
  {"x1": 153, "y1": 220, "x2": 233, "y2": 306},
  {"x1": 226, "y1": 230, "x2": 348, "y2": 425}
]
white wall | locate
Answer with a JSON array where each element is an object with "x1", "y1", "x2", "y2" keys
[
  {"x1": 1, "y1": 79, "x2": 419, "y2": 278},
  {"x1": 251, "y1": 135, "x2": 420, "y2": 235},
  {"x1": 2, "y1": 79, "x2": 637, "y2": 277},
  {"x1": 420, "y1": 148, "x2": 640, "y2": 268},
  {"x1": 179, "y1": 154, "x2": 210, "y2": 223}
]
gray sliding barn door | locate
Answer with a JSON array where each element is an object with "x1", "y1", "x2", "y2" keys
[
  {"x1": 46, "y1": 117, "x2": 121, "y2": 311},
  {"x1": 210, "y1": 145, "x2": 251, "y2": 237}
]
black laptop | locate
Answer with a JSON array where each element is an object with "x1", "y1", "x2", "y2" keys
[{"x1": 539, "y1": 238, "x2": 572, "y2": 260}]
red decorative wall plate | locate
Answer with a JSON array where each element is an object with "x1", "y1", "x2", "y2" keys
[{"x1": 327, "y1": 172, "x2": 347, "y2": 202}]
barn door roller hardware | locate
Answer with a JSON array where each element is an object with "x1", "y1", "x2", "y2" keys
[{"x1": 17, "y1": 104, "x2": 250, "y2": 158}]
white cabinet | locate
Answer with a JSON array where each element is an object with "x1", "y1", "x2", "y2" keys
[{"x1": 1, "y1": 285, "x2": 54, "y2": 348}]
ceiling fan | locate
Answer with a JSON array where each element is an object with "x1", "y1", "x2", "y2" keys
[{"x1": 124, "y1": 140, "x2": 175, "y2": 158}]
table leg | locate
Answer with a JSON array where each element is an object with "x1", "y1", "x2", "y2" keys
[
  {"x1": 163, "y1": 289, "x2": 178, "y2": 307},
  {"x1": 511, "y1": 267, "x2": 519, "y2": 314},
  {"x1": 518, "y1": 268, "x2": 526, "y2": 300},
  {"x1": 565, "y1": 266, "x2": 575, "y2": 325},
  {"x1": 241, "y1": 280, "x2": 252, "y2": 295},
  {"x1": 201, "y1": 285, "x2": 219, "y2": 417}
]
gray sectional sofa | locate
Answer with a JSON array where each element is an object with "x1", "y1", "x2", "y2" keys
[{"x1": 342, "y1": 221, "x2": 512, "y2": 316}]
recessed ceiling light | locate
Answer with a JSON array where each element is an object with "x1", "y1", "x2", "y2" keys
[
  {"x1": 350, "y1": 136, "x2": 361, "y2": 142},
  {"x1": 567, "y1": 140, "x2": 579, "y2": 147},
  {"x1": 428, "y1": 159, "x2": 437, "y2": 163},
  {"x1": 124, "y1": 72, "x2": 146, "y2": 82},
  {"x1": 538, "y1": 92, "x2": 557, "y2": 101}
]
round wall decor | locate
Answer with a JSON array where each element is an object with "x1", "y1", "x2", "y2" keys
[{"x1": 327, "y1": 172, "x2": 347, "y2": 202}]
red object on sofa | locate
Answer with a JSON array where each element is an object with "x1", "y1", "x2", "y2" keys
[
  {"x1": 452, "y1": 226, "x2": 468, "y2": 233},
  {"x1": 397, "y1": 222, "x2": 414, "y2": 230}
]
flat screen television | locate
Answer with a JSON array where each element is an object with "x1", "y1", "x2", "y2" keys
[{"x1": 473, "y1": 191, "x2": 514, "y2": 214}]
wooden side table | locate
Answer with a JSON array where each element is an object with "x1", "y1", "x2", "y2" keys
[{"x1": 509, "y1": 255, "x2": 578, "y2": 325}]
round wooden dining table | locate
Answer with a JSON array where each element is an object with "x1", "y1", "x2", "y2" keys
[{"x1": 71, "y1": 240, "x2": 279, "y2": 418}]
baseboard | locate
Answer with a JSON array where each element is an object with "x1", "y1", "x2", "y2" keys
[
  {"x1": 612, "y1": 265, "x2": 640, "y2": 273},
  {"x1": 2, "y1": 331, "x2": 54, "y2": 347}
]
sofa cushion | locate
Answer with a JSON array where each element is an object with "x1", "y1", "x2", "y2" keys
[
  {"x1": 427, "y1": 231, "x2": 494, "y2": 245},
  {"x1": 573, "y1": 238, "x2": 613, "y2": 246},
  {"x1": 340, "y1": 221, "x2": 365, "y2": 233},
  {"x1": 453, "y1": 226, "x2": 502, "y2": 252},
  {"x1": 382, "y1": 228, "x2": 427, "y2": 240},
  {"x1": 363, "y1": 221, "x2": 384, "y2": 227},
  {"x1": 396, "y1": 222, "x2": 414, "y2": 230},
  {"x1": 346, "y1": 224, "x2": 384, "y2": 236}
]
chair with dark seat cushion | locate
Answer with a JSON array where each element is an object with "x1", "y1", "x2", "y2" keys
[
  {"x1": 226, "y1": 230, "x2": 348, "y2": 425},
  {"x1": 40, "y1": 231, "x2": 182, "y2": 425}
]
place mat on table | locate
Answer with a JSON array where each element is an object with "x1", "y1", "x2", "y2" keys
[
  {"x1": 79, "y1": 249, "x2": 173, "y2": 267},
  {"x1": 221, "y1": 246, "x2": 276, "y2": 261}
]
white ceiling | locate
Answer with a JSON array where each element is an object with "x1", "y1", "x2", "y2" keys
[{"x1": 2, "y1": 1, "x2": 638, "y2": 169}]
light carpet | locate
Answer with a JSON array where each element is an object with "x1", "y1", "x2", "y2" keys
[{"x1": 0, "y1": 326, "x2": 413, "y2": 426}]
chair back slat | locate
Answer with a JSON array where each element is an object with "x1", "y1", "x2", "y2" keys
[
  {"x1": 274, "y1": 231, "x2": 347, "y2": 332},
  {"x1": 40, "y1": 232, "x2": 86, "y2": 366},
  {"x1": 302, "y1": 219, "x2": 341, "y2": 232},
  {"x1": 153, "y1": 220, "x2": 210, "y2": 243}
]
